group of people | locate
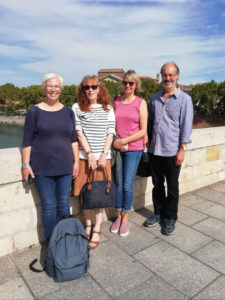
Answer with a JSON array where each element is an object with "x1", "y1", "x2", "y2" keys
[{"x1": 22, "y1": 62, "x2": 193, "y2": 249}]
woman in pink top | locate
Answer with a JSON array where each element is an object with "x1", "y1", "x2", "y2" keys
[{"x1": 111, "y1": 70, "x2": 148, "y2": 236}]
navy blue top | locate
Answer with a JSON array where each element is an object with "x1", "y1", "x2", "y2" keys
[{"x1": 22, "y1": 105, "x2": 78, "y2": 176}]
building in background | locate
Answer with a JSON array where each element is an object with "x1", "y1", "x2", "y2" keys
[
  {"x1": 98, "y1": 69, "x2": 125, "y2": 83},
  {"x1": 98, "y1": 68, "x2": 198, "y2": 92},
  {"x1": 98, "y1": 68, "x2": 160, "y2": 84}
]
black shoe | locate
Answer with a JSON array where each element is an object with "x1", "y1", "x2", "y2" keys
[
  {"x1": 161, "y1": 218, "x2": 176, "y2": 235},
  {"x1": 143, "y1": 214, "x2": 160, "y2": 227}
]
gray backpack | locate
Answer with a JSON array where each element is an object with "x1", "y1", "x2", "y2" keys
[{"x1": 46, "y1": 217, "x2": 89, "y2": 282}]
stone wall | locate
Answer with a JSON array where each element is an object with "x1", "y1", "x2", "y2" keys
[{"x1": 0, "y1": 127, "x2": 225, "y2": 257}]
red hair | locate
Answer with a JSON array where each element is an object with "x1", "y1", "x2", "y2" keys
[{"x1": 76, "y1": 75, "x2": 113, "y2": 112}]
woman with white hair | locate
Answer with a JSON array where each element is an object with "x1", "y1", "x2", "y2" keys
[{"x1": 22, "y1": 73, "x2": 79, "y2": 241}]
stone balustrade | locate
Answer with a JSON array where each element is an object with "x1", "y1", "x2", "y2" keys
[{"x1": 0, "y1": 126, "x2": 225, "y2": 257}]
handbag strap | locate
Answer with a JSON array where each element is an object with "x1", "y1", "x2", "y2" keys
[{"x1": 87, "y1": 167, "x2": 111, "y2": 192}]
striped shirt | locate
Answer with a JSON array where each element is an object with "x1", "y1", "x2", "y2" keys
[{"x1": 72, "y1": 103, "x2": 115, "y2": 159}]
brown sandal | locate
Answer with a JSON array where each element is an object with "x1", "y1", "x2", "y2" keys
[
  {"x1": 88, "y1": 231, "x2": 101, "y2": 249},
  {"x1": 85, "y1": 225, "x2": 92, "y2": 240},
  {"x1": 92, "y1": 224, "x2": 103, "y2": 237}
]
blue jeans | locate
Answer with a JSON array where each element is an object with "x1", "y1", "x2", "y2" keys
[
  {"x1": 34, "y1": 174, "x2": 72, "y2": 240},
  {"x1": 116, "y1": 151, "x2": 142, "y2": 212}
]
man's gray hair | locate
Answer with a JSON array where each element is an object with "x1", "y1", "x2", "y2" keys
[{"x1": 160, "y1": 61, "x2": 180, "y2": 75}]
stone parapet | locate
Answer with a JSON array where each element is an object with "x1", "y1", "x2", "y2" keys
[{"x1": 0, "y1": 126, "x2": 225, "y2": 257}]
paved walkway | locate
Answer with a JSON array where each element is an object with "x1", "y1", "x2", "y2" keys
[{"x1": 1, "y1": 180, "x2": 225, "y2": 299}]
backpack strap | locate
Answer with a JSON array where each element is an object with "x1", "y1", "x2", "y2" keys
[{"x1": 29, "y1": 258, "x2": 46, "y2": 273}]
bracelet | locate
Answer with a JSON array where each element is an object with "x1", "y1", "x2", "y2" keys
[{"x1": 22, "y1": 163, "x2": 31, "y2": 169}]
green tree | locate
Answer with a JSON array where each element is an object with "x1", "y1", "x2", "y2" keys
[
  {"x1": 191, "y1": 80, "x2": 218, "y2": 115},
  {"x1": 0, "y1": 83, "x2": 20, "y2": 104},
  {"x1": 191, "y1": 84, "x2": 202, "y2": 114},
  {"x1": 138, "y1": 79, "x2": 162, "y2": 104},
  {"x1": 60, "y1": 85, "x2": 77, "y2": 107},
  {"x1": 103, "y1": 80, "x2": 122, "y2": 101},
  {"x1": 19, "y1": 85, "x2": 45, "y2": 108},
  {"x1": 5, "y1": 104, "x2": 15, "y2": 115},
  {"x1": 217, "y1": 81, "x2": 225, "y2": 115}
]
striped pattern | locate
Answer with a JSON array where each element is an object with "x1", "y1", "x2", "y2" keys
[{"x1": 73, "y1": 103, "x2": 115, "y2": 154}]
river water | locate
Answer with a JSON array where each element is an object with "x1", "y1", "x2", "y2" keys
[{"x1": 0, "y1": 123, "x2": 24, "y2": 149}]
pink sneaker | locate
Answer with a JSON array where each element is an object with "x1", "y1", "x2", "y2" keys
[
  {"x1": 111, "y1": 218, "x2": 121, "y2": 233},
  {"x1": 119, "y1": 221, "x2": 129, "y2": 237}
]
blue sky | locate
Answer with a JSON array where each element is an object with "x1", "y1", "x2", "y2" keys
[{"x1": 0, "y1": 0, "x2": 225, "y2": 87}]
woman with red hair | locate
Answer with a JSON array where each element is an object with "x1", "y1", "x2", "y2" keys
[{"x1": 72, "y1": 75, "x2": 115, "y2": 249}]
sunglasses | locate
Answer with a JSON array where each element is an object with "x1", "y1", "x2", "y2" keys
[
  {"x1": 122, "y1": 81, "x2": 135, "y2": 86},
  {"x1": 83, "y1": 85, "x2": 99, "y2": 90}
]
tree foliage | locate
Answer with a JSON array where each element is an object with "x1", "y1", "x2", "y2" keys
[
  {"x1": 19, "y1": 85, "x2": 45, "y2": 108},
  {"x1": 60, "y1": 85, "x2": 77, "y2": 107},
  {"x1": 138, "y1": 79, "x2": 163, "y2": 104},
  {"x1": 103, "y1": 80, "x2": 123, "y2": 101},
  {"x1": 191, "y1": 80, "x2": 225, "y2": 115},
  {"x1": 217, "y1": 81, "x2": 225, "y2": 115},
  {"x1": 0, "y1": 83, "x2": 20, "y2": 104},
  {"x1": 1, "y1": 79, "x2": 225, "y2": 116}
]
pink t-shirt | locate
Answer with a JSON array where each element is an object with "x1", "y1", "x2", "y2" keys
[{"x1": 114, "y1": 96, "x2": 144, "y2": 151}]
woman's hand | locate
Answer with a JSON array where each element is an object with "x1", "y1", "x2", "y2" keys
[
  {"x1": 113, "y1": 139, "x2": 124, "y2": 149},
  {"x1": 97, "y1": 153, "x2": 107, "y2": 168},
  {"x1": 23, "y1": 167, "x2": 35, "y2": 182},
  {"x1": 143, "y1": 134, "x2": 148, "y2": 148},
  {"x1": 88, "y1": 153, "x2": 97, "y2": 170},
  {"x1": 120, "y1": 145, "x2": 128, "y2": 152},
  {"x1": 73, "y1": 161, "x2": 79, "y2": 179}
]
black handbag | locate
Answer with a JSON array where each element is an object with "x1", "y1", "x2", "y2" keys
[
  {"x1": 82, "y1": 167, "x2": 117, "y2": 209},
  {"x1": 136, "y1": 151, "x2": 152, "y2": 177}
]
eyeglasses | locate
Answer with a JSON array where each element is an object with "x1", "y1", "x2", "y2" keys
[
  {"x1": 83, "y1": 85, "x2": 99, "y2": 90},
  {"x1": 46, "y1": 85, "x2": 61, "y2": 90},
  {"x1": 122, "y1": 81, "x2": 135, "y2": 86},
  {"x1": 162, "y1": 73, "x2": 177, "y2": 78}
]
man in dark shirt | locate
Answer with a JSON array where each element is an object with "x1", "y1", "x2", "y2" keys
[{"x1": 144, "y1": 62, "x2": 193, "y2": 235}]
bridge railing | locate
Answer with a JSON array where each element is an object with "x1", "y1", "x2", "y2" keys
[{"x1": 0, "y1": 126, "x2": 225, "y2": 257}]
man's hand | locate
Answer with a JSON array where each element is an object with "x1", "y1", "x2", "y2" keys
[{"x1": 175, "y1": 148, "x2": 185, "y2": 166}]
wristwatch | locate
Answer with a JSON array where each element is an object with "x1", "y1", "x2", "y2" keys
[
  {"x1": 22, "y1": 163, "x2": 31, "y2": 169},
  {"x1": 180, "y1": 145, "x2": 187, "y2": 151},
  {"x1": 103, "y1": 150, "x2": 108, "y2": 155}
]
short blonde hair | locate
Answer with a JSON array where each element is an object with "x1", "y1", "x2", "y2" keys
[
  {"x1": 42, "y1": 73, "x2": 64, "y2": 89},
  {"x1": 123, "y1": 70, "x2": 142, "y2": 93}
]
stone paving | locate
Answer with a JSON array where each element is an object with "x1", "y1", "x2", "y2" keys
[{"x1": 0, "y1": 180, "x2": 225, "y2": 299}]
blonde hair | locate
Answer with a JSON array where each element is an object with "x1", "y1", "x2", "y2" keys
[
  {"x1": 42, "y1": 73, "x2": 64, "y2": 89},
  {"x1": 123, "y1": 70, "x2": 142, "y2": 93}
]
